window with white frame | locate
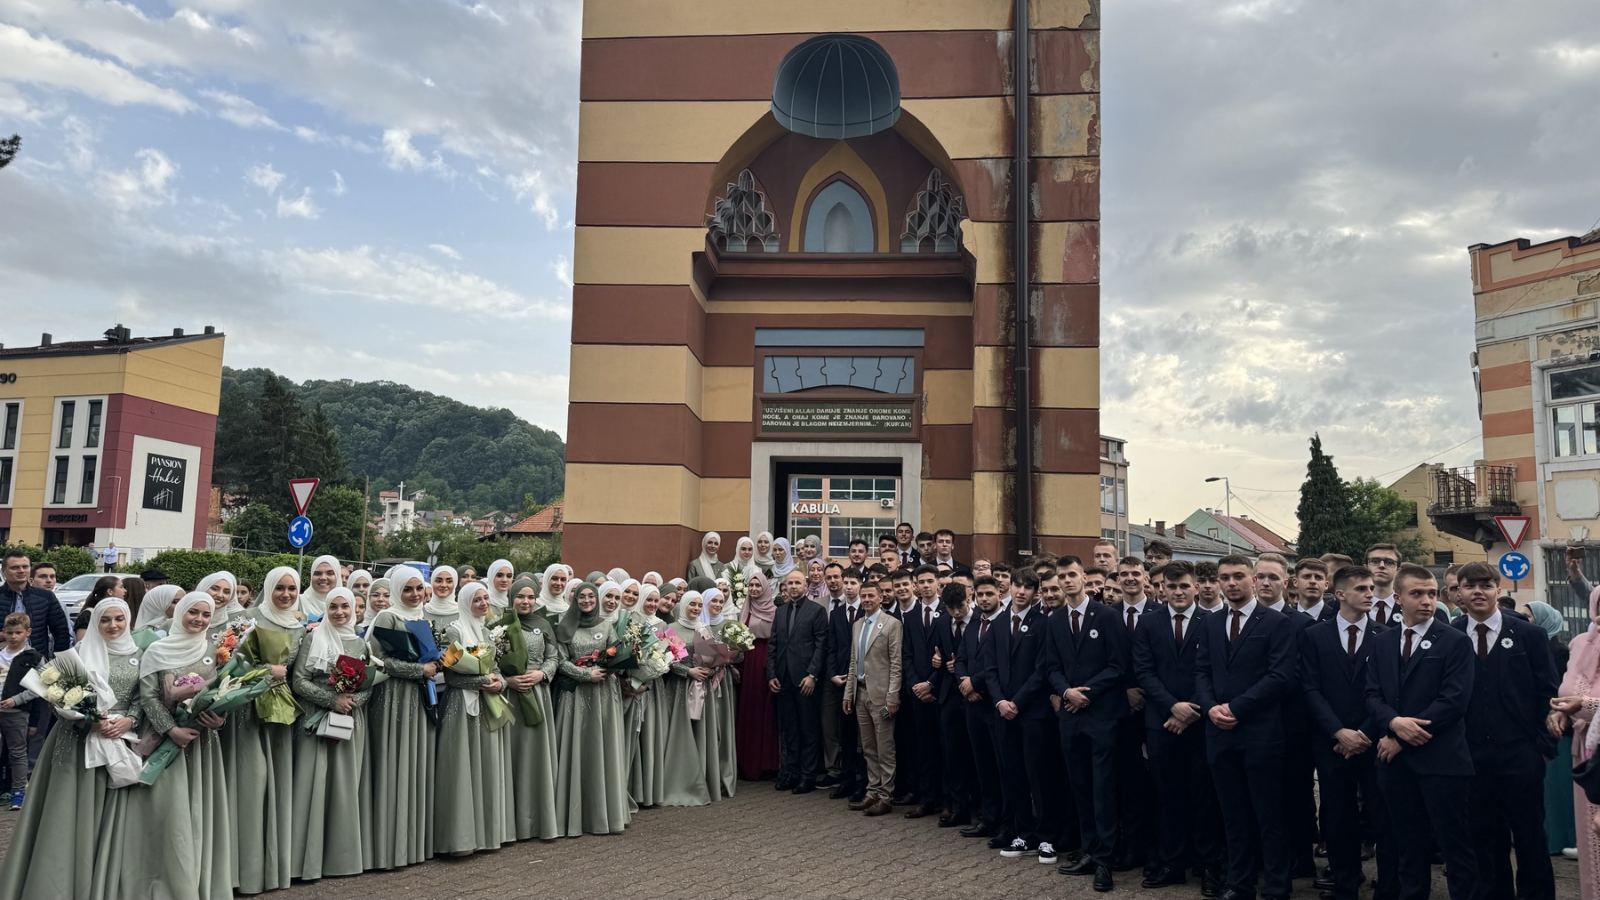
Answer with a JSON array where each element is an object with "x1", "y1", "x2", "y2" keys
[
  {"x1": 1100, "y1": 476, "x2": 1116, "y2": 513},
  {"x1": 0, "y1": 402, "x2": 18, "y2": 506},
  {"x1": 46, "y1": 396, "x2": 105, "y2": 506},
  {"x1": 1549, "y1": 364, "x2": 1600, "y2": 458}
]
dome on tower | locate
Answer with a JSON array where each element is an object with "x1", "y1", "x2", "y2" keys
[{"x1": 771, "y1": 34, "x2": 902, "y2": 140}]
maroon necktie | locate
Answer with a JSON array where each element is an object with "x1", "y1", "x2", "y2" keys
[
  {"x1": 1476, "y1": 623, "x2": 1489, "y2": 661},
  {"x1": 1346, "y1": 624, "x2": 1359, "y2": 657},
  {"x1": 1011, "y1": 615, "x2": 1020, "y2": 640},
  {"x1": 849, "y1": 606, "x2": 859, "y2": 624},
  {"x1": 1173, "y1": 613, "x2": 1185, "y2": 647},
  {"x1": 1126, "y1": 607, "x2": 1137, "y2": 630},
  {"x1": 1230, "y1": 609, "x2": 1243, "y2": 642},
  {"x1": 1375, "y1": 601, "x2": 1389, "y2": 626},
  {"x1": 955, "y1": 621, "x2": 965, "y2": 643},
  {"x1": 978, "y1": 618, "x2": 989, "y2": 643},
  {"x1": 924, "y1": 606, "x2": 932, "y2": 630},
  {"x1": 1402, "y1": 628, "x2": 1414, "y2": 662},
  {"x1": 1071, "y1": 609, "x2": 1082, "y2": 636}
]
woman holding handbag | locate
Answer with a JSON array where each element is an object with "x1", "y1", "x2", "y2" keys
[{"x1": 289, "y1": 587, "x2": 374, "y2": 881}]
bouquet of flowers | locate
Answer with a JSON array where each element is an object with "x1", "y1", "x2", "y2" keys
[
  {"x1": 240, "y1": 626, "x2": 300, "y2": 725},
  {"x1": 489, "y1": 624, "x2": 511, "y2": 660},
  {"x1": 140, "y1": 656, "x2": 273, "y2": 784},
  {"x1": 212, "y1": 619, "x2": 254, "y2": 666},
  {"x1": 442, "y1": 641, "x2": 511, "y2": 731},
  {"x1": 629, "y1": 642, "x2": 673, "y2": 690},
  {"x1": 300, "y1": 654, "x2": 386, "y2": 736},
  {"x1": 492, "y1": 609, "x2": 553, "y2": 727},
  {"x1": 371, "y1": 620, "x2": 443, "y2": 725},
  {"x1": 22, "y1": 650, "x2": 100, "y2": 722},
  {"x1": 655, "y1": 627, "x2": 689, "y2": 664},
  {"x1": 686, "y1": 632, "x2": 741, "y2": 720},
  {"x1": 726, "y1": 569, "x2": 749, "y2": 607},
  {"x1": 716, "y1": 619, "x2": 756, "y2": 652}
]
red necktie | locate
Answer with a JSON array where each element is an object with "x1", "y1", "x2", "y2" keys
[
  {"x1": 1126, "y1": 607, "x2": 1137, "y2": 630},
  {"x1": 1173, "y1": 613, "x2": 1185, "y2": 647},
  {"x1": 1071, "y1": 609, "x2": 1082, "y2": 636},
  {"x1": 1346, "y1": 624, "x2": 1359, "y2": 656},
  {"x1": 1476, "y1": 623, "x2": 1489, "y2": 660},
  {"x1": 1402, "y1": 628, "x2": 1414, "y2": 662},
  {"x1": 1230, "y1": 609, "x2": 1243, "y2": 642}
]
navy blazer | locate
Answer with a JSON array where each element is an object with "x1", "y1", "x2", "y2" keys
[
  {"x1": 1280, "y1": 607, "x2": 1320, "y2": 736},
  {"x1": 979, "y1": 605, "x2": 1051, "y2": 720},
  {"x1": 1451, "y1": 614, "x2": 1559, "y2": 770},
  {"x1": 1193, "y1": 604, "x2": 1297, "y2": 750},
  {"x1": 1300, "y1": 617, "x2": 1385, "y2": 742},
  {"x1": 1132, "y1": 603, "x2": 1210, "y2": 734},
  {"x1": 825, "y1": 602, "x2": 857, "y2": 680},
  {"x1": 956, "y1": 611, "x2": 1001, "y2": 713},
  {"x1": 932, "y1": 613, "x2": 968, "y2": 704},
  {"x1": 902, "y1": 602, "x2": 945, "y2": 694},
  {"x1": 1042, "y1": 599, "x2": 1130, "y2": 726},
  {"x1": 767, "y1": 599, "x2": 828, "y2": 686},
  {"x1": 1365, "y1": 620, "x2": 1475, "y2": 777}
]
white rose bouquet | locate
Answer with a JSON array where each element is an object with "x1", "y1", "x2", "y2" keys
[{"x1": 22, "y1": 650, "x2": 101, "y2": 721}]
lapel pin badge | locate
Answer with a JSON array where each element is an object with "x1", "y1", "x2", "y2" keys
[{"x1": 1500, "y1": 637, "x2": 1513, "y2": 649}]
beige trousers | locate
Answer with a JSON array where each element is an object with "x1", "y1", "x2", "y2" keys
[{"x1": 855, "y1": 684, "x2": 897, "y2": 801}]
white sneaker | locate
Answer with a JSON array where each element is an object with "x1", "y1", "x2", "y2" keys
[
  {"x1": 1000, "y1": 837, "x2": 1029, "y2": 858},
  {"x1": 1562, "y1": 847, "x2": 1579, "y2": 859},
  {"x1": 1037, "y1": 842, "x2": 1058, "y2": 865}
]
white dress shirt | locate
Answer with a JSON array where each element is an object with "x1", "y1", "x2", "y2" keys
[
  {"x1": 1370, "y1": 595, "x2": 1397, "y2": 625},
  {"x1": 1336, "y1": 613, "x2": 1368, "y2": 654},
  {"x1": 1465, "y1": 609, "x2": 1503, "y2": 655},
  {"x1": 1300, "y1": 599, "x2": 1325, "y2": 620},
  {"x1": 1398, "y1": 616, "x2": 1435, "y2": 660}
]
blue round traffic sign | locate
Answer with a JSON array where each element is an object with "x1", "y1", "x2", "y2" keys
[
  {"x1": 288, "y1": 515, "x2": 314, "y2": 549},
  {"x1": 1497, "y1": 551, "x2": 1530, "y2": 582}
]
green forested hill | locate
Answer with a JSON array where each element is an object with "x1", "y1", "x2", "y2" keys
[{"x1": 214, "y1": 367, "x2": 564, "y2": 515}]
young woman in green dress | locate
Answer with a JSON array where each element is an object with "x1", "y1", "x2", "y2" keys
[
  {"x1": 0, "y1": 598, "x2": 143, "y2": 899},
  {"x1": 657, "y1": 590, "x2": 712, "y2": 807},
  {"x1": 289, "y1": 587, "x2": 373, "y2": 881},
  {"x1": 124, "y1": 594, "x2": 232, "y2": 900},
  {"x1": 484, "y1": 559, "x2": 515, "y2": 615},
  {"x1": 131, "y1": 584, "x2": 183, "y2": 650},
  {"x1": 194, "y1": 572, "x2": 243, "y2": 636},
  {"x1": 504, "y1": 575, "x2": 560, "y2": 841},
  {"x1": 553, "y1": 582, "x2": 630, "y2": 837},
  {"x1": 433, "y1": 581, "x2": 514, "y2": 855},
  {"x1": 626, "y1": 583, "x2": 665, "y2": 809},
  {"x1": 225, "y1": 565, "x2": 304, "y2": 895},
  {"x1": 362, "y1": 565, "x2": 439, "y2": 870},
  {"x1": 698, "y1": 587, "x2": 740, "y2": 799}
]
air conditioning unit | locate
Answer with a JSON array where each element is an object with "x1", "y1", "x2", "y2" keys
[{"x1": 880, "y1": 498, "x2": 896, "y2": 509}]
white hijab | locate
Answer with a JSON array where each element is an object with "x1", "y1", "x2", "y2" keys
[
  {"x1": 694, "y1": 532, "x2": 721, "y2": 578},
  {"x1": 256, "y1": 566, "x2": 305, "y2": 629},
  {"x1": 135, "y1": 584, "x2": 184, "y2": 634},
  {"x1": 642, "y1": 571, "x2": 663, "y2": 586},
  {"x1": 538, "y1": 563, "x2": 572, "y2": 616},
  {"x1": 753, "y1": 531, "x2": 776, "y2": 569},
  {"x1": 673, "y1": 590, "x2": 704, "y2": 640},
  {"x1": 698, "y1": 587, "x2": 730, "y2": 629},
  {"x1": 730, "y1": 536, "x2": 760, "y2": 581},
  {"x1": 300, "y1": 554, "x2": 342, "y2": 618},
  {"x1": 140, "y1": 595, "x2": 215, "y2": 677},
  {"x1": 454, "y1": 582, "x2": 493, "y2": 647},
  {"x1": 307, "y1": 587, "x2": 358, "y2": 672},
  {"x1": 425, "y1": 565, "x2": 460, "y2": 617},
  {"x1": 771, "y1": 537, "x2": 797, "y2": 579},
  {"x1": 597, "y1": 580, "x2": 624, "y2": 626},
  {"x1": 79, "y1": 598, "x2": 138, "y2": 680},
  {"x1": 484, "y1": 559, "x2": 514, "y2": 611},
  {"x1": 195, "y1": 571, "x2": 241, "y2": 616},
  {"x1": 347, "y1": 569, "x2": 372, "y2": 597},
  {"x1": 359, "y1": 577, "x2": 389, "y2": 626},
  {"x1": 385, "y1": 565, "x2": 427, "y2": 622}
]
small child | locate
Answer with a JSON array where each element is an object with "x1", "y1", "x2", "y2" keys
[{"x1": 0, "y1": 612, "x2": 42, "y2": 810}]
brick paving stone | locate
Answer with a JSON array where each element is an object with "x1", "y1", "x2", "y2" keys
[{"x1": 0, "y1": 779, "x2": 1582, "y2": 898}]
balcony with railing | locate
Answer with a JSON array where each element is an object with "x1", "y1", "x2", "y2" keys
[{"x1": 1427, "y1": 464, "x2": 1521, "y2": 544}]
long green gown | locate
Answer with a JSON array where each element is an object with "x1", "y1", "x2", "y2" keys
[
  {"x1": 362, "y1": 609, "x2": 436, "y2": 869},
  {"x1": 626, "y1": 681, "x2": 660, "y2": 810},
  {"x1": 288, "y1": 633, "x2": 373, "y2": 880},
  {"x1": 226, "y1": 617, "x2": 302, "y2": 895},
  {"x1": 433, "y1": 621, "x2": 514, "y2": 855},
  {"x1": 122, "y1": 660, "x2": 233, "y2": 900},
  {"x1": 507, "y1": 615, "x2": 560, "y2": 841},
  {"x1": 553, "y1": 627, "x2": 630, "y2": 836},
  {"x1": 0, "y1": 650, "x2": 142, "y2": 899},
  {"x1": 709, "y1": 658, "x2": 739, "y2": 799},
  {"x1": 656, "y1": 630, "x2": 711, "y2": 807}
]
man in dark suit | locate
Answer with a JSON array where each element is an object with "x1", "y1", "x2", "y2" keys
[
  {"x1": 1277, "y1": 557, "x2": 1328, "y2": 885},
  {"x1": 979, "y1": 573, "x2": 1054, "y2": 863},
  {"x1": 1133, "y1": 562, "x2": 1223, "y2": 896},
  {"x1": 957, "y1": 575, "x2": 1006, "y2": 842},
  {"x1": 1301, "y1": 565, "x2": 1396, "y2": 900},
  {"x1": 895, "y1": 522, "x2": 922, "y2": 568},
  {"x1": 1194, "y1": 554, "x2": 1297, "y2": 900},
  {"x1": 825, "y1": 568, "x2": 866, "y2": 802},
  {"x1": 901, "y1": 564, "x2": 946, "y2": 818},
  {"x1": 931, "y1": 582, "x2": 975, "y2": 827},
  {"x1": 817, "y1": 562, "x2": 850, "y2": 790},
  {"x1": 768, "y1": 569, "x2": 829, "y2": 793},
  {"x1": 1044, "y1": 556, "x2": 1129, "y2": 892},
  {"x1": 930, "y1": 528, "x2": 969, "y2": 576},
  {"x1": 1365, "y1": 563, "x2": 1478, "y2": 900},
  {"x1": 1110, "y1": 557, "x2": 1156, "y2": 872},
  {"x1": 0, "y1": 552, "x2": 69, "y2": 658},
  {"x1": 1451, "y1": 560, "x2": 1557, "y2": 900}
]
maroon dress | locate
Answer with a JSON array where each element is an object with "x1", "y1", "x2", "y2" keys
[{"x1": 736, "y1": 631, "x2": 780, "y2": 780}]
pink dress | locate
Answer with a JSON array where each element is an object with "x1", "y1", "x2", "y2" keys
[{"x1": 1560, "y1": 631, "x2": 1600, "y2": 895}]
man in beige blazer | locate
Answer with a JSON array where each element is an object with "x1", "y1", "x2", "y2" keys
[{"x1": 844, "y1": 580, "x2": 903, "y2": 816}]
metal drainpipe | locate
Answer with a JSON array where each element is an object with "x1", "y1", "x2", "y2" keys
[{"x1": 1013, "y1": 0, "x2": 1035, "y2": 557}]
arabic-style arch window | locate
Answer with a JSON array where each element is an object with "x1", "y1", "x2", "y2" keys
[{"x1": 803, "y1": 180, "x2": 874, "y2": 253}]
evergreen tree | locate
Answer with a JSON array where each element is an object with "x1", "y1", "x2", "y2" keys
[
  {"x1": 1295, "y1": 434, "x2": 1353, "y2": 557},
  {"x1": 0, "y1": 135, "x2": 19, "y2": 170}
]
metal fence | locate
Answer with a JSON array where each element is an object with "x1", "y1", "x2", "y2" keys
[{"x1": 1544, "y1": 545, "x2": 1599, "y2": 636}]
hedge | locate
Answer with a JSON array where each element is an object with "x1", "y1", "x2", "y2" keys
[{"x1": 141, "y1": 550, "x2": 305, "y2": 592}]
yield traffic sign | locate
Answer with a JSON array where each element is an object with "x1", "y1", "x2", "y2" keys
[
  {"x1": 288, "y1": 478, "x2": 320, "y2": 516},
  {"x1": 1493, "y1": 515, "x2": 1531, "y2": 550}
]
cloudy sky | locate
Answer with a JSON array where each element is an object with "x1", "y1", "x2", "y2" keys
[{"x1": 3, "y1": 1, "x2": 1597, "y2": 536}]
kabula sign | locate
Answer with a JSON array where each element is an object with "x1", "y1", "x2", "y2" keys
[{"x1": 791, "y1": 502, "x2": 843, "y2": 516}]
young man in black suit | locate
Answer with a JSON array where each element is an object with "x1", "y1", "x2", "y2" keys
[
  {"x1": 1452, "y1": 560, "x2": 1558, "y2": 900},
  {"x1": 1301, "y1": 565, "x2": 1396, "y2": 900},
  {"x1": 1365, "y1": 563, "x2": 1478, "y2": 900},
  {"x1": 1273, "y1": 556, "x2": 1325, "y2": 886},
  {"x1": 1194, "y1": 554, "x2": 1297, "y2": 900},
  {"x1": 979, "y1": 572, "x2": 1053, "y2": 863},
  {"x1": 768, "y1": 569, "x2": 829, "y2": 793},
  {"x1": 825, "y1": 568, "x2": 866, "y2": 802},
  {"x1": 1133, "y1": 562, "x2": 1223, "y2": 896},
  {"x1": 901, "y1": 564, "x2": 946, "y2": 818},
  {"x1": 957, "y1": 576, "x2": 1007, "y2": 841},
  {"x1": 1110, "y1": 557, "x2": 1156, "y2": 872},
  {"x1": 931, "y1": 582, "x2": 975, "y2": 827},
  {"x1": 1044, "y1": 556, "x2": 1129, "y2": 892}
]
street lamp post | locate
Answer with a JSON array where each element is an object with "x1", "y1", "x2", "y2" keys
[{"x1": 1205, "y1": 476, "x2": 1234, "y2": 555}]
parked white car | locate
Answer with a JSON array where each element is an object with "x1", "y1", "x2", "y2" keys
[{"x1": 54, "y1": 572, "x2": 105, "y2": 620}]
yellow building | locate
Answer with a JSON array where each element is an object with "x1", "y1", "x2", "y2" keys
[
  {"x1": 1388, "y1": 464, "x2": 1487, "y2": 566},
  {"x1": 0, "y1": 326, "x2": 224, "y2": 558}
]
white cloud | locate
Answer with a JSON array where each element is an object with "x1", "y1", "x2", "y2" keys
[
  {"x1": 275, "y1": 187, "x2": 320, "y2": 220},
  {"x1": 245, "y1": 162, "x2": 284, "y2": 194},
  {"x1": 274, "y1": 245, "x2": 568, "y2": 320},
  {"x1": 428, "y1": 243, "x2": 462, "y2": 260},
  {"x1": 550, "y1": 254, "x2": 572, "y2": 288},
  {"x1": 98, "y1": 148, "x2": 178, "y2": 211},
  {"x1": 507, "y1": 168, "x2": 559, "y2": 229},
  {"x1": 330, "y1": 169, "x2": 346, "y2": 196},
  {"x1": 200, "y1": 88, "x2": 282, "y2": 130},
  {"x1": 0, "y1": 23, "x2": 192, "y2": 112},
  {"x1": 381, "y1": 128, "x2": 451, "y2": 176}
]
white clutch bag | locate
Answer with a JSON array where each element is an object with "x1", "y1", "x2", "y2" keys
[{"x1": 316, "y1": 711, "x2": 355, "y2": 742}]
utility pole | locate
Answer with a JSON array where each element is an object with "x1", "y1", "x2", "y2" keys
[
  {"x1": 1206, "y1": 475, "x2": 1234, "y2": 555},
  {"x1": 359, "y1": 473, "x2": 370, "y2": 565}
]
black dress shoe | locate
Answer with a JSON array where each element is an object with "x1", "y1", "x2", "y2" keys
[
  {"x1": 937, "y1": 813, "x2": 969, "y2": 828},
  {"x1": 816, "y1": 774, "x2": 840, "y2": 788},
  {"x1": 1312, "y1": 870, "x2": 1334, "y2": 890},
  {"x1": 792, "y1": 782, "x2": 816, "y2": 795},
  {"x1": 1200, "y1": 870, "x2": 1223, "y2": 899},
  {"x1": 959, "y1": 823, "x2": 995, "y2": 838},
  {"x1": 987, "y1": 834, "x2": 1014, "y2": 850},
  {"x1": 1093, "y1": 865, "x2": 1114, "y2": 893},
  {"x1": 1141, "y1": 866, "x2": 1186, "y2": 888},
  {"x1": 1058, "y1": 856, "x2": 1096, "y2": 876},
  {"x1": 774, "y1": 779, "x2": 795, "y2": 792},
  {"x1": 828, "y1": 785, "x2": 850, "y2": 800},
  {"x1": 848, "y1": 792, "x2": 866, "y2": 804},
  {"x1": 1318, "y1": 892, "x2": 1336, "y2": 900},
  {"x1": 847, "y1": 797, "x2": 870, "y2": 811},
  {"x1": 1216, "y1": 890, "x2": 1255, "y2": 900}
]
